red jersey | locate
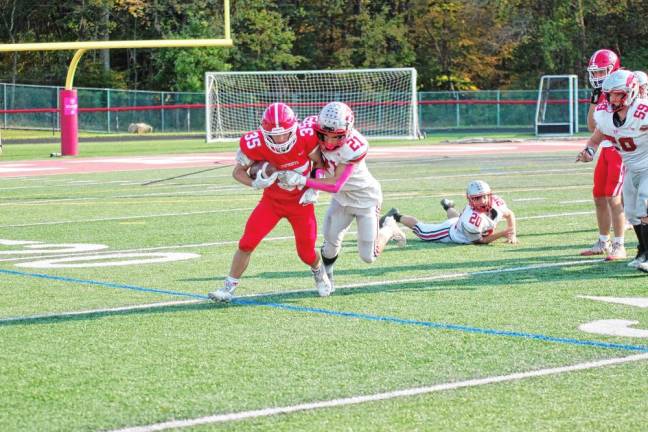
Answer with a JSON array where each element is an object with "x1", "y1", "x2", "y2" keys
[{"x1": 239, "y1": 123, "x2": 319, "y2": 201}]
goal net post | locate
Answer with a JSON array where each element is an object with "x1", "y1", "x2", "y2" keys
[
  {"x1": 206, "y1": 68, "x2": 420, "y2": 142},
  {"x1": 535, "y1": 74, "x2": 579, "y2": 136}
]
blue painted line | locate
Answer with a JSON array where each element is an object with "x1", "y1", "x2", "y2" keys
[
  {"x1": 3, "y1": 268, "x2": 648, "y2": 353},
  {"x1": 0, "y1": 268, "x2": 208, "y2": 300},
  {"x1": 234, "y1": 299, "x2": 648, "y2": 353}
]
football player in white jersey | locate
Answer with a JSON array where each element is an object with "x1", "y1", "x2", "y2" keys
[
  {"x1": 581, "y1": 49, "x2": 626, "y2": 260},
  {"x1": 277, "y1": 102, "x2": 405, "y2": 288},
  {"x1": 381, "y1": 180, "x2": 517, "y2": 245},
  {"x1": 577, "y1": 69, "x2": 648, "y2": 272}
]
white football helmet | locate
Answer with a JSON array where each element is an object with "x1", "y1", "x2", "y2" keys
[
  {"x1": 315, "y1": 102, "x2": 355, "y2": 151},
  {"x1": 602, "y1": 69, "x2": 638, "y2": 112},
  {"x1": 466, "y1": 180, "x2": 492, "y2": 213},
  {"x1": 634, "y1": 71, "x2": 648, "y2": 98}
]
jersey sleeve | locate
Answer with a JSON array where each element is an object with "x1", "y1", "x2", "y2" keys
[
  {"x1": 239, "y1": 130, "x2": 265, "y2": 161},
  {"x1": 339, "y1": 131, "x2": 369, "y2": 164}
]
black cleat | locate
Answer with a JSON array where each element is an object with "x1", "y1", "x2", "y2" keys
[
  {"x1": 440, "y1": 198, "x2": 455, "y2": 211},
  {"x1": 379, "y1": 208, "x2": 401, "y2": 228}
]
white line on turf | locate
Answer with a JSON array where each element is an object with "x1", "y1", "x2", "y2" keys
[
  {"x1": 0, "y1": 258, "x2": 601, "y2": 323},
  {"x1": 109, "y1": 352, "x2": 648, "y2": 432},
  {"x1": 0, "y1": 299, "x2": 202, "y2": 323},
  {"x1": 0, "y1": 208, "x2": 597, "y2": 262}
]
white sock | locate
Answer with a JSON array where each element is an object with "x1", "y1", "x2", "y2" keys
[
  {"x1": 599, "y1": 234, "x2": 610, "y2": 242},
  {"x1": 613, "y1": 237, "x2": 624, "y2": 245},
  {"x1": 225, "y1": 276, "x2": 239, "y2": 286}
]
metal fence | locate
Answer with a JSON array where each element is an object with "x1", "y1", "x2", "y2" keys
[{"x1": 0, "y1": 83, "x2": 594, "y2": 134}]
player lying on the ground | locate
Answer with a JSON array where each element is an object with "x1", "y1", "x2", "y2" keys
[
  {"x1": 276, "y1": 101, "x2": 406, "y2": 289},
  {"x1": 380, "y1": 180, "x2": 518, "y2": 245},
  {"x1": 208, "y1": 102, "x2": 332, "y2": 302},
  {"x1": 576, "y1": 69, "x2": 648, "y2": 273}
]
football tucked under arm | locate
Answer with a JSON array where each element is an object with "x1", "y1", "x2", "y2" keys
[{"x1": 248, "y1": 161, "x2": 277, "y2": 179}]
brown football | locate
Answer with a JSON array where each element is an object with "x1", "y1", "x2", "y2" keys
[{"x1": 248, "y1": 161, "x2": 277, "y2": 178}]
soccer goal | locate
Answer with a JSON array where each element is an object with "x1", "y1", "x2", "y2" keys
[
  {"x1": 535, "y1": 75, "x2": 579, "y2": 136},
  {"x1": 205, "y1": 68, "x2": 420, "y2": 142}
]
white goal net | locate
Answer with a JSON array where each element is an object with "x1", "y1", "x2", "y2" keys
[
  {"x1": 205, "y1": 68, "x2": 420, "y2": 142},
  {"x1": 535, "y1": 74, "x2": 579, "y2": 136}
]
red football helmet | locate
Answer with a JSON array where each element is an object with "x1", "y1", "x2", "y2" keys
[
  {"x1": 466, "y1": 180, "x2": 492, "y2": 213},
  {"x1": 315, "y1": 102, "x2": 355, "y2": 151},
  {"x1": 587, "y1": 49, "x2": 620, "y2": 89},
  {"x1": 260, "y1": 102, "x2": 298, "y2": 154}
]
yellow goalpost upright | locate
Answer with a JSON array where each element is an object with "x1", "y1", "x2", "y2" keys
[{"x1": 0, "y1": 0, "x2": 232, "y2": 156}]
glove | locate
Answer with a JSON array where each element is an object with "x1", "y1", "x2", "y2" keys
[
  {"x1": 251, "y1": 171, "x2": 278, "y2": 189},
  {"x1": 576, "y1": 146, "x2": 595, "y2": 163},
  {"x1": 591, "y1": 87, "x2": 602, "y2": 105},
  {"x1": 277, "y1": 170, "x2": 307, "y2": 189},
  {"x1": 299, "y1": 188, "x2": 319, "y2": 206}
]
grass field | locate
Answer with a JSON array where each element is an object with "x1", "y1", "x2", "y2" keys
[{"x1": 0, "y1": 138, "x2": 647, "y2": 431}]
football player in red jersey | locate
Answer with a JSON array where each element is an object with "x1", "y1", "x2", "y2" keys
[
  {"x1": 581, "y1": 49, "x2": 626, "y2": 260},
  {"x1": 208, "y1": 102, "x2": 332, "y2": 302}
]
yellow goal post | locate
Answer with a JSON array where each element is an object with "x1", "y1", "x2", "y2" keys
[{"x1": 0, "y1": 0, "x2": 232, "y2": 155}]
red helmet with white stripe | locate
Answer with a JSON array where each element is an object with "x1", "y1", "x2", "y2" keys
[
  {"x1": 260, "y1": 102, "x2": 298, "y2": 154},
  {"x1": 587, "y1": 49, "x2": 620, "y2": 89}
]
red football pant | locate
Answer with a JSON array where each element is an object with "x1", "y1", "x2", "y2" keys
[
  {"x1": 238, "y1": 196, "x2": 318, "y2": 266},
  {"x1": 593, "y1": 146, "x2": 624, "y2": 197}
]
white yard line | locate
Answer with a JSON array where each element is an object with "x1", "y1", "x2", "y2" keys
[
  {"x1": 110, "y1": 352, "x2": 648, "y2": 432},
  {"x1": 0, "y1": 258, "x2": 601, "y2": 322},
  {"x1": 0, "y1": 299, "x2": 202, "y2": 323},
  {"x1": 0, "y1": 207, "x2": 597, "y2": 262}
]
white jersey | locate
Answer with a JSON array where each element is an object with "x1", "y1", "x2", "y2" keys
[
  {"x1": 311, "y1": 120, "x2": 382, "y2": 208},
  {"x1": 594, "y1": 98, "x2": 648, "y2": 172},
  {"x1": 449, "y1": 195, "x2": 508, "y2": 244}
]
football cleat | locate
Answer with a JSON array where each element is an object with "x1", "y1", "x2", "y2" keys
[
  {"x1": 383, "y1": 216, "x2": 407, "y2": 247},
  {"x1": 627, "y1": 252, "x2": 647, "y2": 268},
  {"x1": 312, "y1": 265, "x2": 333, "y2": 297},
  {"x1": 208, "y1": 280, "x2": 238, "y2": 303},
  {"x1": 580, "y1": 239, "x2": 610, "y2": 256},
  {"x1": 379, "y1": 208, "x2": 401, "y2": 228},
  {"x1": 440, "y1": 198, "x2": 455, "y2": 211},
  {"x1": 636, "y1": 261, "x2": 648, "y2": 273},
  {"x1": 605, "y1": 242, "x2": 627, "y2": 261}
]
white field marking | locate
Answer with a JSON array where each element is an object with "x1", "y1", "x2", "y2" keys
[
  {"x1": 245, "y1": 259, "x2": 602, "y2": 299},
  {"x1": 578, "y1": 296, "x2": 648, "y2": 308},
  {"x1": 0, "y1": 206, "x2": 595, "y2": 263},
  {"x1": 15, "y1": 252, "x2": 200, "y2": 269},
  {"x1": 579, "y1": 320, "x2": 648, "y2": 338},
  {"x1": 0, "y1": 299, "x2": 202, "y2": 324},
  {"x1": 109, "y1": 352, "x2": 648, "y2": 432},
  {"x1": 380, "y1": 167, "x2": 591, "y2": 182},
  {"x1": 0, "y1": 165, "x2": 64, "y2": 174},
  {"x1": 512, "y1": 197, "x2": 546, "y2": 202},
  {"x1": 0, "y1": 208, "x2": 254, "y2": 228},
  {"x1": 384, "y1": 184, "x2": 591, "y2": 201},
  {"x1": 0, "y1": 242, "x2": 108, "y2": 255},
  {"x1": 518, "y1": 211, "x2": 593, "y2": 220},
  {"x1": 0, "y1": 257, "x2": 601, "y2": 324},
  {"x1": 559, "y1": 199, "x2": 591, "y2": 204},
  {"x1": 0, "y1": 233, "x2": 333, "y2": 263}
]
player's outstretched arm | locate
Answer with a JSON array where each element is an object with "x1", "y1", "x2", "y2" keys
[
  {"x1": 476, "y1": 227, "x2": 514, "y2": 244},
  {"x1": 305, "y1": 163, "x2": 355, "y2": 193}
]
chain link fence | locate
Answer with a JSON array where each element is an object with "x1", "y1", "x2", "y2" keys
[{"x1": 0, "y1": 83, "x2": 593, "y2": 134}]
